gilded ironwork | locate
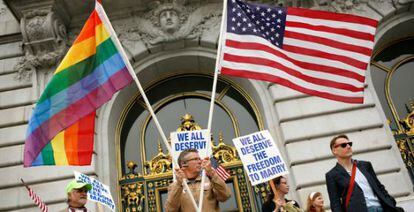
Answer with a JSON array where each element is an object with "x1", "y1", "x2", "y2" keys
[
  {"x1": 235, "y1": 167, "x2": 252, "y2": 211},
  {"x1": 144, "y1": 142, "x2": 173, "y2": 176},
  {"x1": 392, "y1": 100, "x2": 414, "y2": 183},
  {"x1": 177, "y1": 113, "x2": 202, "y2": 131},
  {"x1": 256, "y1": 183, "x2": 269, "y2": 203},
  {"x1": 119, "y1": 113, "x2": 262, "y2": 211},
  {"x1": 212, "y1": 131, "x2": 239, "y2": 164},
  {"x1": 120, "y1": 162, "x2": 145, "y2": 212},
  {"x1": 401, "y1": 100, "x2": 414, "y2": 136}
]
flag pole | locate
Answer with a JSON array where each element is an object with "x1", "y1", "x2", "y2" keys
[
  {"x1": 21, "y1": 178, "x2": 49, "y2": 212},
  {"x1": 20, "y1": 178, "x2": 30, "y2": 190},
  {"x1": 199, "y1": 0, "x2": 228, "y2": 211},
  {"x1": 94, "y1": 1, "x2": 198, "y2": 210}
]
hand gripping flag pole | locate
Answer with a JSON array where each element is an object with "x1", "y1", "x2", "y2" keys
[{"x1": 94, "y1": 1, "x2": 198, "y2": 210}]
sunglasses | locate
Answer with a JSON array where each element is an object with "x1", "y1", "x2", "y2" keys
[{"x1": 334, "y1": 142, "x2": 353, "y2": 148}]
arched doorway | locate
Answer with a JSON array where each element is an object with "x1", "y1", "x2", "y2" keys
[
  {"x1": 116, "y1": 73, "x2": 266, "y2": 211},
  {"x1": 371, "y1": 37, "x2": 414, "y2": 182}
]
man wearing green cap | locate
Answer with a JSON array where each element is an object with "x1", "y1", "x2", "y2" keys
[{"x1": 60, "y1": 179, "x2": 93, "y2": 212}]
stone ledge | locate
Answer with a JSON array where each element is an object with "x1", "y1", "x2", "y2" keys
[
  {"x1": 0, "y1": 87, "x2": 34, "y2": 109},
  {"x1": 0, "y1": 124, "x2": 26, "y2": 147},
  {"x1": 287, "y1": 127, "x2": 392, "y2": 165},
  {"x1": 276, "y1": 89, "x2": 375, "y2": 123},
  {"x1": 0, "y1": 41, "x2": 22, "y2": 60},
  {"x1": 0, "y1": 72, "x2": 31, "y2": 92},
  {"x1": 0, "y1": 105, "x2": 31, "y2": 128},
  {"x1": 281, "y1": 107, "x2": 384, "y2": 143}
]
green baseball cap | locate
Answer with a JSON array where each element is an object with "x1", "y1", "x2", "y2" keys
[{"x1": 65, "y1": 180, "x2": 92, "y2": 193}]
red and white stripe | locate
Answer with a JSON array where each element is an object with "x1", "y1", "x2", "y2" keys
[
  {"x1": 220, "y1": 7, "x2": 377, "y2": 103},
  {"x1": 214, "y1": 165, "x2": 231, "y2": 181},
  {"x1": 28, "y1": 187, "x2": 49, "y2": 212}
]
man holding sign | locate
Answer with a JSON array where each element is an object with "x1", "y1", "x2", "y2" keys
[
  {"x1": 165, "y1": 148, "x2": 231, "y2": 212},
  {"x1": 73, "y1": 171, "x2": 116, "y2": 211}
]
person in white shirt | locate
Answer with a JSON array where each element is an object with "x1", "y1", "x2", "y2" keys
[{"x1": 325, "y1": 134, "x2": 403, "y2": 212}]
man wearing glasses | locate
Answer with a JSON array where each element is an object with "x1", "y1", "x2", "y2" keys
[
  {"x1": 165, "y1": 148, "x2": 231, "y2": 212},
  {"x1": 325, "y1": 134, "x2": 402, "y2": 212}
]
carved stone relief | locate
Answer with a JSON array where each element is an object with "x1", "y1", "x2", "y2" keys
[
  {"x1": 311, "y1": 0, "x2": 389, "y2": 13},
  {"x1": 117, "y1": 0, "x2": 222, "y2": 46},
  {"x1": 398, "y1": 0, "x2": 414, "y2": 4},
  {"x1": 0, "y1": 8, "x2": 6, "y2": 17},
  {"x1": 15, "y1": 9, "x2": 68, "y2": 81}
]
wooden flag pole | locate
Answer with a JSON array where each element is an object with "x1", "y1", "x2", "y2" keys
[{"x1": 20, "y1": 178, "x2": 30, "y2": 189}]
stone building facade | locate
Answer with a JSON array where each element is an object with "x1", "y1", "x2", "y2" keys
[{"x1": 0, "y1": 0, "x2": 413, "y2": 211}]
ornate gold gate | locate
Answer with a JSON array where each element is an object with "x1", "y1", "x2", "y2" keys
[{"x1": 118, "y1": 114, "x2": 268, "y2": 211}]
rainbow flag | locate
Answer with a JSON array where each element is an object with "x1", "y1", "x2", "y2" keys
[
  {"x1": 24, "y1": 1, "x2": 133, "y2": 167},
  {"x1": 31, "y1": 112, "x2": 95, "y2": 166}
]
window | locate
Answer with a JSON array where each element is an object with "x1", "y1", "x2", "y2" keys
[{"x1": 371, "y1": 38, "x2": 414, "y2": 132}]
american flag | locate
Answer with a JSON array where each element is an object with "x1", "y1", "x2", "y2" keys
[
  {"x1": 219, "y1": 0, "x2": 377, "y2": 103},
  {"x1": 21, "y1": 179, "x2": 49, "y2": 212},
  {"x1": 210, "y1": 157, "x2": 230, "y2": 181}
]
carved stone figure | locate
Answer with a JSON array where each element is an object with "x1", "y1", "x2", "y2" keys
[
  {"x1": 158, "y1": 6, "x2": 181, "y2": 33},
  {"x1": 120, "y1": 0, "x2": 222, "y2": 45}
]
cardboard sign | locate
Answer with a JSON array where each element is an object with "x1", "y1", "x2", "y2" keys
[
  {"x1": 232, "y1": 130, "x2": 288, "y2": 186},
  {"x1": 74, "y1": 171, "x2": 115, "y2": 211},
  {"x1": 171, "y1": 130, "x2": 211, "y2": 171}
]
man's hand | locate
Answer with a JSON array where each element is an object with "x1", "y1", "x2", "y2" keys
[
  {"x1": 174, "y1": 168, "x2": 186, "y2": 184},
  {"x1": 201, "y1": 157, "x2": 215, "y2": 177}
]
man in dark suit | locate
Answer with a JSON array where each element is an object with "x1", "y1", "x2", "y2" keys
[{"x1": 325, "y1": 134, "x2": 402, "y2": 212}]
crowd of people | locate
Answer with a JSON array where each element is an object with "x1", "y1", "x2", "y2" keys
[
  {"x1": 62, "y1": 134, "x2": 403, "y2": 212},
  {"x1": 260, "y1": 134, "x2": 403, "y2": 212}
]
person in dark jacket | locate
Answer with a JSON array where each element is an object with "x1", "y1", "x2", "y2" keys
[{"x1": 325, "y1": 134, "x2": 403, "y2": 212}]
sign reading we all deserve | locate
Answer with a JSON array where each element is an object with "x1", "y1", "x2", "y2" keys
[
  {"x1": 171, "y1": 129, "x2": 212, "y2": 170},
  {"x1": 74, "y1": 171, "x2": 116, "y2": 211},
  {"x1": 233, "y1": 130, "x2": 288, "y2": 186}
]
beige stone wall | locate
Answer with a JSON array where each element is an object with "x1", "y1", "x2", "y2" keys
[{"x1": 0, "y1": 2, "x2": 98, "y2": 211}]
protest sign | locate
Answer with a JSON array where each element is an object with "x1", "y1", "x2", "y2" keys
[
  {"x1": 74, "y1": 171, "x2": 115, "y2": 211},
  {"x1": 232, "y1": 130, "x2": 288, "y2": 186},
  {"x1": 171, "y1": 129, "x2": 211, "y2": 171}
]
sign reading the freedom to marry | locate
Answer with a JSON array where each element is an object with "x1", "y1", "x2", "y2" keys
[
  {"x1": 74, "y1": 171, "x2": 116, "y2": 211},
  {"x1": 232, "y1": 130, "x2": 288, "y2": 186},
  {"x1": 171, "y1": 129, "x2": 211, "y2": 170}
]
